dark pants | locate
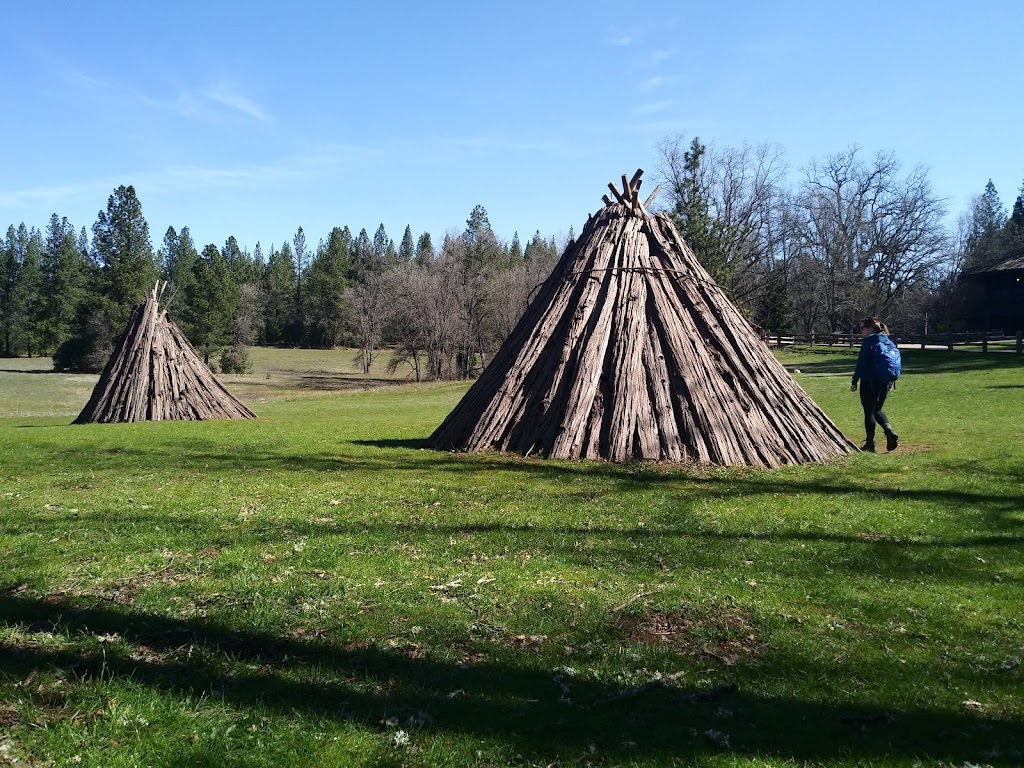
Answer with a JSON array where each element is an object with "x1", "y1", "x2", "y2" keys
[{"x1": 859, "y1": 380, "x2": 895, "y2": 446}]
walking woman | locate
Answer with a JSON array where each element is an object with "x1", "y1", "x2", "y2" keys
[{"x1": 851, "y1": 317, "x2": 900, "y2": 453}]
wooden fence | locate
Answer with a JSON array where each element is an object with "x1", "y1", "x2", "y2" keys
[{"x1": 765, "y1": 330, "x2": 1024, "y2": 354}]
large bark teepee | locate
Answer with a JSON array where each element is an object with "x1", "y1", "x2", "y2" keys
[
  {"x1": 74, "y1": 283, "x2": 256, "y2": 424},
  {"x1": 427, "y1": 170, "x2": 854, "y2": 467}
]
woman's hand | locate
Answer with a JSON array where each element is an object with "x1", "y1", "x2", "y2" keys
[{"x1": 850, "y1": 383, "x2": 858, "y2": 392}]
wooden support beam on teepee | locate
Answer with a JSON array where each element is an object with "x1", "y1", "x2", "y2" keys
[
  {"x1": 74, "y1": 284, "x2": 256, "y2": 424},
  {"x1": 426, "y1": 170, "x2": 855, "y2": 467}
]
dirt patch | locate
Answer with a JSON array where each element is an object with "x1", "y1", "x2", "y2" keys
[{"x1": 615, "y1": 604, "x2": 764, "y2": 666}]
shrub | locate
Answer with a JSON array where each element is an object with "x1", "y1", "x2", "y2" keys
[{"x1": 219, "y1": 343, "x2": 251, "y2": 374}]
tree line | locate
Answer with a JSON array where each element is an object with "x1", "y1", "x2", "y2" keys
[
  {"x1": 2, "y1": 137, "x2": 1021, "y2": 377},
  {"x1": 0, "y1": 187, "x2": 561, "y2": 378},
  {"x1": 656, "y1": 137, "x2": 1024, "y2": 336}
]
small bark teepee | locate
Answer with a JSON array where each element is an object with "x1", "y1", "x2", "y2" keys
[
  {"x1": 427, "y1": 170, "x2": 854, "y2": 467},
  {"x1": 74, "y1": 283, "x2": 256, "y2": 424}
]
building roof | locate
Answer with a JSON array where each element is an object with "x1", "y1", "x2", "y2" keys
[{"x1": 962, "y1": 250, "x2": 1024, "y2": 277}]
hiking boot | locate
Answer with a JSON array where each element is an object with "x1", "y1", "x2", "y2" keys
[
  {"x1": 860, "y1": 442, "x2": 876, "y2": 453},
  {"x1": 886, "y1": 433, "x2": 899, "y2": 452}
]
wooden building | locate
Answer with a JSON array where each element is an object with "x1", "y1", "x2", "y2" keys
[{"x1": 961, "y1": 251, "x2": 1024, "y2": 351}]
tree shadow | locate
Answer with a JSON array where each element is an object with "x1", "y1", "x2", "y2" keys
[
  {"x1": 779, "y1": 349, "x2": 1024, "y2": 377},
  {"x1": 37, "y1": 436, "x2": 1024, "y2": 519},
  {"x1": 351, "y1": 438, "x2": 428, "y2": 449},
  {"x1": 1, "y1": 594, "x2": 1020, "y2": 765}
]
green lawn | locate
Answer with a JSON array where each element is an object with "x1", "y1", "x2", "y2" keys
[{"x1": 1, "y1": 348, "x2": 1022, "y2": 767}]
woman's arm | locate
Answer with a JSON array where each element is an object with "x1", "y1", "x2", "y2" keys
[{"x1": 852, "y1": 337, "x2": 872, "y2": 387}]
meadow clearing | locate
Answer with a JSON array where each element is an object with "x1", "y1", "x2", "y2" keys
[{"x1": 0, "y1": 347, "x2": 1021, "y2": 767}]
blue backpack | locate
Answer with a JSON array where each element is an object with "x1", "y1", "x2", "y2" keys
[{"x1": 872, "y1": 334, "x2": 902, "y2": 384}]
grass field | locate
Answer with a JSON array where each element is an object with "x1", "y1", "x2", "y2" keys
[{"x1": 1, "y1": 347, "x2": 1022, "y2": 767}]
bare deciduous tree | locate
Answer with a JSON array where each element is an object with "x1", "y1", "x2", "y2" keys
[{"x1": 793, "y1": 147, "x2": 947, "y2": 331}]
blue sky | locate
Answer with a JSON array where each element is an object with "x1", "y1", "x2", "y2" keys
[{"x1": 3, "y1": 1, "x2": 1022, "y2": 253}]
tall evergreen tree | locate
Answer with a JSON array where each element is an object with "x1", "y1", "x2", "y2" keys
[
  {"x1": 188, "y1": 244, "x2": 237, "y2": 363},
  {"x1": 222, "y1": 235, "x2": 259, "y2": 285},
  {"x1": 414, "y1": 232, "x2": 435, "y2": 266},
  {"x1": 304, "y1": 226, "x2": 352, "y2": 347},
  {"x1": 77, "y1": 226, "x2": 90, "y2": 263},
  {"x1": 14, "y1": 226, "x2": 45, "y2": 356},
  {"x1": 91, "y1": 185, "x2": 159, "y2": 324},
  {"x1": 372, "y1": 224, "x2": 389, "y2": 264},
  {"x1": 1003, "y1": 178, "x2": 1024, "y2": 253},
  {"x1": 41, "y1": 215, "x2": 88, "y2": 351},
  {"x1": 510, "y1": 231, "x2": 523, "y2": 262},
  {"x1": 462, "y1": 204, "x2": 502, "y2": 266},
  {"x1": 399, "y1": 225, "x2": 415, "y2": 262},
  {"x1": 667, "y1": 137, "x2": 736, "y2": 287},
  {"x1": 292, "y1": 227, "x2": 308, "y2": 329},
  {"x1": 263, "y1": 242, "x2": 298, "y2": 344},
  {"x1": 1, "y1": 225, "x2": 22, "y2": 356},
  {"x1": 350, "y1": 228, "x2": 377, "y2": 280},
  {"x1": 963, "y1": 180, "x2": 1007, "y2": 270}
]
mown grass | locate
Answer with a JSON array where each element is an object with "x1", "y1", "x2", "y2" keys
[{"x1": 1, "y1": 347, "x2": 1022, "y2": 767}]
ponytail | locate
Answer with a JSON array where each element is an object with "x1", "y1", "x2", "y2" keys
[{"x1": 861, "y1": 317, "x2": 888, "y2": 335}]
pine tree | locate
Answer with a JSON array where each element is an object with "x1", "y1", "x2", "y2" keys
[
  {"x1": 350, "y1": 228, "x2": 377, "y2": 280},
  {"x1": 372, "y1": 224, "x2": 390, "y2": 265},
  {"x1": 524, "y1": 230, "x2": 555, "y2": 262},
  {"x1": 163, "y1": 226, "x2": 199, "y2": 317},
  {"x1": 1004, "y1": 178, "x2": 1024, "y2": 253},
  {"x1": 292, "y1": 227, "x2": 308, "y2": 334},
  {"x1": 963, "y1": 180, "x2": 1008, "y2": 270},
  {"x1": 41, "y1": 215, "x2": 88, "y2": 351},
  {"x1": 92, "y1": 185, "x2": 159, "y2": 325},
  {"x1": 14, "y1": 227, "x2": 45, "y2": 356},
  {"x1": 462, "y1": 204, "x2": 502, "y2": 266},
  {"x1": 263, "y1": 243, "x2": 298, "y2": 344},
  {"x1": 399, "y1": 225, "x2": 415, "y2": 262},
  {"x1": 304, "y1": 226, "x2": 351, "y2": 347},
  {"x1": 415, "y1": 232, "x2": 435, "y2": 266},
  {"x1": 510, "y1": 231, "x2": 523, "y2": 261},
  {"x1": 668, "y1": 137, "x2": 735, "y2": 287},
  {"x1": 188, "y1": 244, "x2": 237, "y2": 364},
  {"x1": 77, "y1": 227, "x2": 90, "y2": 263},
  {"x1": 1, "y1": 225, "x2": 21, "y2": 356},
  {"x1": 222, "y1": 235, "x2": 259, "y2": 285}
]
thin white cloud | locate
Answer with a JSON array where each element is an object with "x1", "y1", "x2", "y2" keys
[
  {"x1": 607, "y1": 25, "x2": 643, "y2": 47},
  {"x1": 640, "y1": 75, "x2": 679, "y2": 92},
  {"x1": 440, "y1": 136, "x2": 574, "y2": 154},
  {"x1": 54, "y1": 60, "x2": 272, "y2": 124},
  {"x1": 647, "y1": 49, "x2": 673, "y2": 66},
  {"x1": 204, "y1": 82, "x2": 272, "y2": 122},
  {"x1": 0, "y1": 145, "x2": 371, "y2": 211},
  {"x1": 633, "y1": 100, "x2": 673, "y2": 115}
]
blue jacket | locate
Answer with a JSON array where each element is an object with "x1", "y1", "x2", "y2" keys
[{"x1": 852, "y1": 333, "x2": 887, "y2": 386}]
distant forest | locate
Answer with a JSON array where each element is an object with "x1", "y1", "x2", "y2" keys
[{"x1": 2, "y1": 136, "x2": 1022, "y2": 378}]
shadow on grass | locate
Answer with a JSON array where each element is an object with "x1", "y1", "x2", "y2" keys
[
  {"x1": 352, "y1": 438, "x2": 428, "y2": 449},
  {"x1": 0, "y1": 367, "x2": 60, "y2": 374},
  {"x1": 1, "y1": 593, "x2": 1020, "y2": 765},
  {"x1": 292, "y1": 375, "x2": 408, "y2": 391},
  {"x1": 44, "y1": 436, "x2": 1024, "y2": 518},
  {"x1": 779, "y1": 348, "x2": 1024, "y2": 377}
]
